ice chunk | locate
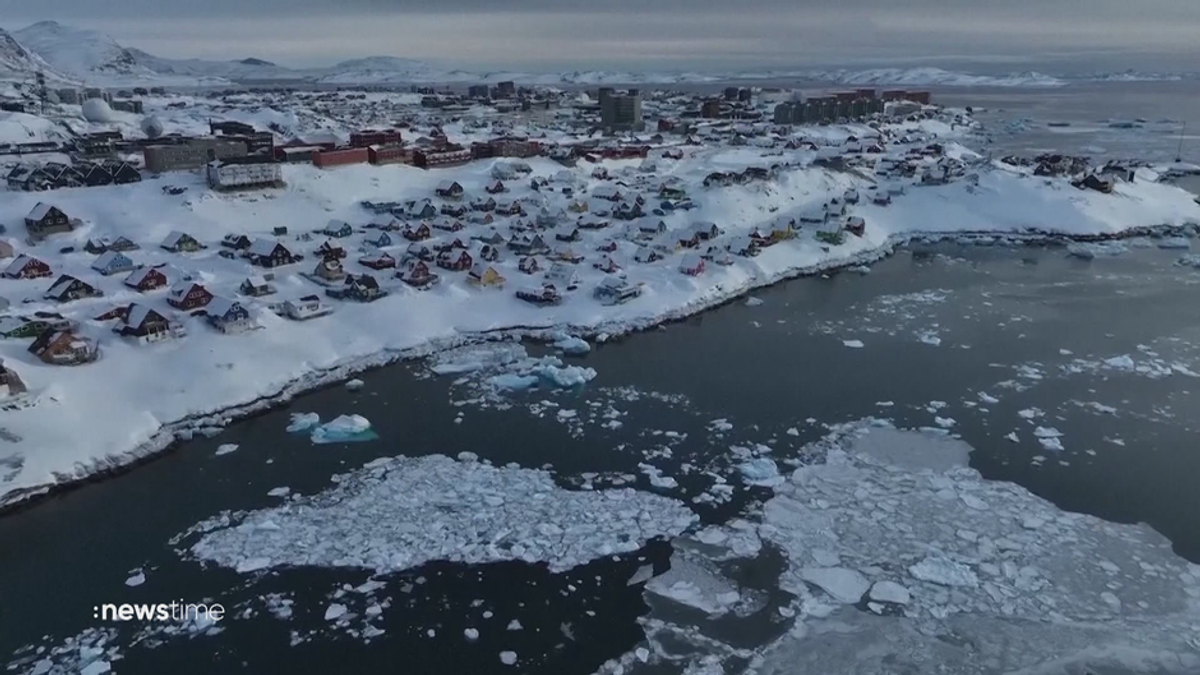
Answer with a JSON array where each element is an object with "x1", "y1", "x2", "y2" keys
[
  {"x1": 345, "y1": 378, "x2": 365, "y2": 391},
  {"x1": 80, "y1": 662, "x2": 111, "y2": 675},
  {"x1": 1004, "y1": 432, "x2": 1019, "y2": 443},
  {"x1": 506, "y1": 619, "x2": 523, "y2": 631},
  {"x1": 499, "y1": 651, "x2": 518, "y2": 666},
  {"x1": 737, "y1": 457, "x2": 782, "y2": 486},
  {"x1": 1158, "y1": 237, "x2": 1190, "y2": 250},
  {"x1": 1104, "y1": 355, "x2": 1136, "y2": 370},
  {"x1": 627, "y1": 564, "x2": 656, "y2": 586},
  {"x1": 745, "y1": 296, "x2": 764, "y2": 307},
  {"x1": 842, "y1": 339, "x2": 865, "y2": 349},
  {"x1": 286, "y1": 412, "x2": 321, "y2": 433},
  {"x1": 324, "y1": 603, "x2": 348, "y2": 621},
  {"x1": 908, "y1": 557, "x2": 978, "y2": 588},
  {"x1": 646, "y1": 552, "x2": 742, "y2": 616},
  {"x1": 125, "y1": 570, "x2": 146, "y2": 587},
  {"x1": 535, "y1": 364, "x2": 597, "y2": 388},
  {"x1": 464, "y1": 628, "x2": 479, "y2": 641},
  {"x1": 869, "y1": 580, "x2": 912, "y2": 605},
  {"x1": 797, "y1": 567, "x2": 870, "y2": 603},
  {"x1": 488, "y1": 373, "x2": 539, "y2": 390},
  {"x1": 214, "y1": 444, "x2": 239, "y2": 456},
  {"x1": 553, "y1": 336, "x2": 592, "y2": 355},
  {"x1": 267, "y1": 487, "x2": 291, "y2": 498},
  {"x1": 311, "y1": 415, "x2": 377, "y2": 444}
]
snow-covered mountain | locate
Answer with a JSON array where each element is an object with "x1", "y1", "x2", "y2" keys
[
  {"x1": 14, "y1": 21, "x2": 155, "y2": 79},
  {"x1": 0, "y1": 27, "x2": 76, "y2": 84},
  {"x1": 123, "y1": 48, "x2": 297, "y2": 82},
  {"x1": 782, "y1": 68, "x2": 1065, "y2": 88}
]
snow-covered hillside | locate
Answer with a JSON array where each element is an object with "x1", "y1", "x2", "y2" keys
[
  {"x1": 13, "y1": 21, "x2": 154, "y2": 79},
  {"x1": 0, "y1": 28, "x2": 76, "y2": 85}
]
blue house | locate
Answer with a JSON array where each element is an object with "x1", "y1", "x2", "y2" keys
[
  {"x1": 365, "y1": 232, "x2": 392, "y2": 248},
  {"x1": 205, "y1": 296, "x2": 254, "y2": 334},
  {"x1": 91, "y1": 251, "x2": 135, "y2": 276}
]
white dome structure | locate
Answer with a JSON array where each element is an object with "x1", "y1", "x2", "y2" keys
[
  {"x1": 81, "y1": 98, "x2": 115, "y2": 123},
  {"x1": 140, "y1": 115, "x2": 164, "y2": 138}
]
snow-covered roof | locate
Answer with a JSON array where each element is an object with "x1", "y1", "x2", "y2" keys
[
  {"x1": 124, "y1": 267, "x2": 160, "y2": 286},
  {"x1": 91, "y1": 251, "x2": 125, "y2": 269},
  {"x1": 5, "y1": 254, "x2": 35, "y2": 274},
  {"x1": 248, "y1": 238, "x2": 281, "y2": 257},
  {"x1": 161, "y1": 230, "x2": 188, "y2": 248},
  {"x1": 244, "y1": 275, "x2": 268, "y2": 287},
  {"x1": 27, "y1": 202, "x2": 56, "y2": 221},
  {"x1": 125, "y1": 304, "x2": 155, "y2": 328},
  {"x1": 207, "y1": 296, "x2": 240, "y2": 318}
]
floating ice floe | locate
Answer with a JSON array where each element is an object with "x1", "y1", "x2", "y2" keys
[
  {"x1": 1066, "y1": 241, "x2": 1128, "y2": 259},
  {"x1": 183, "y1": 454, "x2": 697, "y2": 574},
  {"x1": 499, "y1": 651, "x2": 518, "y2": 666},
  {"x1": 552, "y1": 336, "x2": 592, "y2": 355},
  {"x1": 310, "y1": 415, "x2": 378, "y2": 444},
  {"x1": 124, "y1": 570, "x2": 146, "y2": 587},
  {"x1": 646, "y1": 550, "x2": 743, "y2": 616},
  {"x1": 753, "y1": 422, "x2": 1200, "y2": 673},
  {"x1": 345, "y1": 379, "x2": 365, "y2": 391},
  {"x1": 1157, "y1": 237, "x2": 1191, "y2": 250},
  {"x1": 214, "y1": 444, "x2": 239, "y2": 457},
  {"x1": 1177, "y1": 254, "x2": 1200, "y2": 268},
  {"x1": 487, "y1": 373, "x2": 539, "y2": 391},
  {"x1": 744, "y1": 296, "x2": 764, "y2": 307},
  {"x1": 285, "y1": 412, "x2": 321, "y2": 433},
  {"x1": 842, "y1": 339, "x2": 865, "y2": 349},
  {"x1": 737, "y1": 457, "x2": 782, "y2": 487},
  {"x1": 429, "y1": 343, "x2": 527, "y2": 375},
  {"x1": 534, "y1": 362, "x2": 597, "y2": 388}
]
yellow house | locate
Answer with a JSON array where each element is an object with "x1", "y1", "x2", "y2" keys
[{"x1": 469, "y1": 264, "x2": 506, "y2": 288}]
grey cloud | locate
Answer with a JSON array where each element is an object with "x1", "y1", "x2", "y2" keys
[{"x1": 6, "y1": 0, "x2": 1200, "y2": 70}]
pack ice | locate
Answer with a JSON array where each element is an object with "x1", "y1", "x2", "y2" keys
[
  {"x1": 753, "y1": 423, "x2": 1200, "y2": 674},
  {"x1": 184, "y1": 454, "x2": 697, "y2": 574}
]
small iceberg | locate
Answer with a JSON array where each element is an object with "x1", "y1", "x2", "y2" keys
[
  {"x1": 534, "y1": 364, "x2": 597, "y2": 388},
  {"x1": 552, "y1": 336, "x2": 592, "y2": 355},
  {"x1": 1067, "y1": 242, "x2": 1127, "y2": 260},
  {"x1": 311, "y1": 414, "x2": 378, "y2": 444},
  {"x1": 1177, "y1": 254, "x2": 1200, "y2": 268},
  {"x1": 738, "y1": 457, "x2": 782, "y2": 486},
  {"x1": 488, "y1": 373, "x2": 539, "y2": 391},
  {"x1": 286, "y1": 412, "x2": 321, "y2": 433}
]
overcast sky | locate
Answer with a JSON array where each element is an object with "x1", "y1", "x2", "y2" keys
[{"x1": 8, "y1": 0, "x2": 1200, "y2": 71}]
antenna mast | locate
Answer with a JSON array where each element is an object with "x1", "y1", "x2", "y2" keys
[{"x1": 1177, "y1": 121, "x2": 1186, "y2": 163}]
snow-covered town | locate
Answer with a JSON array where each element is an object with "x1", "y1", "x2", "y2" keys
[
  {"x1": 2, "y1": 70, "x2": 1198, "y2": 506},
  {"x1": 5, "y1": 11, "x2": 1200, "y2": 675}
]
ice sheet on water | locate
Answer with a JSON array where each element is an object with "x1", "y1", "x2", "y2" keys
[
  {"x1": 645, "y1": 550, "x2": 743, "y2": 617},
  {"x1": 310, "y1": 414, "x2": 377, "y2": 444},
  {"x1": 184, "y1": 454, "x2": 697, "y2": 574},
  {"x1": 487, "y1": 373, "x2": 539, "y2": 390},
  {"x1": 756, "y1": 423, "x2": 1200, "y2": 672}
]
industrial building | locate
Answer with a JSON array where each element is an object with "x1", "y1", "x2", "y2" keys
[
  {"x1": 494, "y1": 81, "x2": 516, "y2": 98},
  {"x1": 110, "y1": 100, "x2": 144, "y2": 114},
  {"x1": 143, "y1": 138, "x2": 249, "y2": 173},
  {"x1": 468, "y1": 85, "x2": 490, "y2": 99},
  {"x1": 350, "y1": 129, "x2": 403, "y2": 147},
  {"x1": 600, "y1": 89, "x2": 644, "y2": 133},
  {"x1": 206, "y1": 156, "x2": 283, "y2": 190}
]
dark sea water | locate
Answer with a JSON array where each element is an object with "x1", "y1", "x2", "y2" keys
[{"x1": 4, "y1": 237, "x2": 1200, "y2": 673}]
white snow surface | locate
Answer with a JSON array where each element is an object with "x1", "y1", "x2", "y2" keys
[
  {"x1": 645, "y1": 550, "x2": 742, "y2": 616},
  {"x1": 754, "y1": 423, "x2": 1200, "y2": 673},
  {"x1": 3, "y1": 104, "x2": 1200, "y2": 509},
  {"x1": 184, "y1": 454, "x2": 697, "y2": 574}
]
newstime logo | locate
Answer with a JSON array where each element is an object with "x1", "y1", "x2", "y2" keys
[{"x1": 93, "y1": 602, "x2": 225, "y2": 622}]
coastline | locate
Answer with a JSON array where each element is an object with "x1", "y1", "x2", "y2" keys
[{"x1": 1, "y1": 222, "x2": 1189, "y2": 515}]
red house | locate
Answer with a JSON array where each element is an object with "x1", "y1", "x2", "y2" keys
[
  {"x1": 167, "y1": 281, "x2": 214, "y2": 310},
  {"x1": 359, "y1": 251, "x2": 397, "y2": 270},
  {"x1": 124, "y1": 267, "x2": 169, "y2": 292},
  {"x1": 3, "y1": 254, "x2": 52, "y2": 279},
  {"x1": 436, "y1": 249, "x2": 472, "y2": 271},
  {"x1": 403, "y1": 223, "x2": 431, "y2": 241}
]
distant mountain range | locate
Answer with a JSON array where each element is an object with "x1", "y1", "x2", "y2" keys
[{"x1": 1, "y1": 20, "x2": 1197, "y2": 91}]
